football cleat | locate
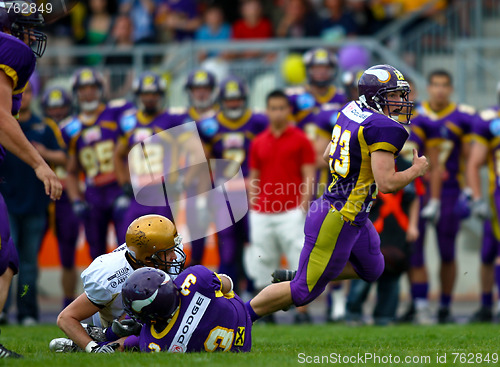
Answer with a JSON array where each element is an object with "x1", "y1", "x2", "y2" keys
[
  {"x1": 271, "y1": 269, "x2": 297, "y2": 283},
  {"x1": 0, "y1": 343, "x2": 22, "y2": 358},
  {"x1": 49, "y1": 338, "x2": 82, "y2": 353}
]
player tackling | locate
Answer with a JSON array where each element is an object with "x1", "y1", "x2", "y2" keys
[{"x1": 245, "y1": 65, "x2": 429, "y2": 321}]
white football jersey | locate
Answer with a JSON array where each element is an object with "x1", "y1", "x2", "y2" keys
[
  {"x1": 81, "y1": 244, "x2": 132, "y2": 328},
  {"x1": 81, "y1": 243, "x2": 182, "y2": 327}
]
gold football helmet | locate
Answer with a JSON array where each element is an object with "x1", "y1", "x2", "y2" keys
[{"x1": 125, "y1": 215, "x2": 186, "y2": 275}]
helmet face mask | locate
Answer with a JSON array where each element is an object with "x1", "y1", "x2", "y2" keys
[
  {"x1": 185, "y1": 69, "x2": 217, "y2": 110},
  {"x1": 71, "y1": 68, "x2": 105, "y2": 112},
  {"x1": 1, "y1": 1, "x2": 47, "y2": 57},
  {"x1": 358, "y1": 65, "x2": 414, "y2": 124},
  {"x1": 133, "y1": 72, "x2": 166, "y2": 115},
  {"x1": 303, "y1": 48, "x2": 338, "y2": 88}
]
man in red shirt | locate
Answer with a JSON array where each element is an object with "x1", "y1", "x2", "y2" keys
[{"x1": 244, "y1": 90, "x2": 315, "y2": 322}]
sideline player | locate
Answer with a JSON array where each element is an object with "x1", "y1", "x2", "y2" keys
[
  {"x1": 0, "y1": 1, "x2": 62, "y2": 358},
  {"x1": 51, "y1": 215, "x2": 186, "y2": 353},
  {"x1": 198, "y1": 76, "x2": 268, "y2": 289},
  {"x1": 41, "y1": 86, "x2": 80, "y2": 309},
  {"x1": 245, "y1": 65, "x2": 428, "y2": 320},
  {"x1": 118, "y1": 265, "x2": 251, "y2": 353},
  {"x1": 62, "y1": 68, "x2": 133, "y2": 256}
]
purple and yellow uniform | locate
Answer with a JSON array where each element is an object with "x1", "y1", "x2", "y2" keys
[
  {"x1": 118, "y1": 108, "x2": 186, "y2": 227},
  {"x1": 165, "y1": 106, "x2": 218, "y2": 265},
  {"x1": 472, "y1": 106, "x2": 500, "y2": 260},
  {"x1": 302, "y1": 103, "x2": 342, "y2": 197},
  {"x1": 0, "y1": 32, "x2": 36, "y2": 276},
  {"x1": 411, "y1": 102, "x2": 477, "y2": 265},
  {"x1": 61, "y1": 101, "x2": 133, "y2": 258},
  {"x1": 286, "y1": 85, "x2": 346, "y2": 126},
  {"x1": 290, "y1": 101, "x2": 408, "y2": 306},
  {"x1": 198, "y1": 110, "x2": 268, "y2": 281},
  {"x1": 135, "y1": 265, "x2": 251, "y2": 353}
]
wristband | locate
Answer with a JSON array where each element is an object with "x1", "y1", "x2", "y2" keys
[{"x1": 219, "y1": 273, "x2": 233, "y2": 293}]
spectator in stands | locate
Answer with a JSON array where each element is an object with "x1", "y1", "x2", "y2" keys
[
  {"x1": 232, "y1": 0, "x2": 273, "y2": 40},
  {"x1": 120, "y1": 0, "x2": 157, "y2": 44},
  {"x1": 85, "y1": 0, "x2": 114, "y2": 65},
  {"x1": 320, "y1": 0, "x2": 358, "y2": 41},
  {"x1": 105, "y1": 15, "x2": 135, "y2": 98},
  {"x1": 0, "y1": 83, "x2": 66, "y2": 326},
  {"x1": 195, "y1": 4, "x2": 232, "y2": 60},
  {"x1": 275, "y1": 0, "x2": 322, "y2": 38},
  {"x1": 157, "y1": 0, "x2": 202, "y2": 42},
  {"x1": 346, "y1": 0, "x2": 383, "y2": 35}
]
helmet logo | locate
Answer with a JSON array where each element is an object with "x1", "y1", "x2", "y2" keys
[
  {"x1": 365, "y1": 69, "x2": 391, "y2": 83},
  {"x1": 80, "y1": 69, "x2": 95, "y2": 83},
  {"x1": 393, "y1": 68, "x2": 405, "y2": 81},
  {"x1": 314, "y1": 49, "x2": 328, "y2": 62},
  {"x1": 132, "y1": 230, "x2": 149, "y2": 247},
  {"x1": 131, "y1": 289, "x2": 159, "y2": 312},
  {"x1": 225, "y1": 81, "x2": 239, "y2": 96},
  {"x1": 49, "y1": 89, "x2": 63, "y2": 103},
  {"x1": 194, "y1": 71, "x2": 208, "y2": 83},
  {"x1": 143, "y1": 75, "x2": 155, "y2": 87}
]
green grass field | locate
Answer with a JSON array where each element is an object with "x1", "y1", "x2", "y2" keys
[{"x1": 1, "y1": 323, "x2": 499, "y2": 366}]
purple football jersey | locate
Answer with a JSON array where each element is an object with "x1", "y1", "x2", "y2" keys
[
  {"x1": 474, "y1": 106, "x2": 500, "y2": 193},
  {"x1": 417, "y1": 101, "x2": 478, "y2": 190},
  {"x1": 323, "y1": 101, "x2": 409, "y2": 226},
  {"x1": 198, "y1": 110, "x2": 268, "y2": 179},
  {"x1": 286, "y1": 86, "x2": 346, "y2": 125},
  {"x1": 64, "y1": 101, "x2": 134, "y2": 187},
  {"x1": 300, "y1": 103, "x2": 343, "y2": 197},
  {"x1": 137, "y1": 265, "x2": 251, "y2": 353},
  {"x1": 0, "y1": 32, "x2": 36, "y2": 118}
]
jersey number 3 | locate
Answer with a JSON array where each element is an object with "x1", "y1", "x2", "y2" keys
[{"x1": 329, "y1": 125, "x2": 351, "y2": 177}]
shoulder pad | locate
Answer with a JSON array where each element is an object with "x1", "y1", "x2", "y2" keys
[
  {"x1": 457, "y1": 104, "x2": 476, "y2": 115},
  {"x1": 168, "y1": 107, "x2": 188, "y2": 115},
  {"x1": 119, "y1": 111, "x2": 138, "y2": 134},
  {"x1": 60, "y1": 117, "x2": 82, "y2": 138},
  {"x1": 480, "y1": 108, "x2": 497, "y2": 121},
  {"x1": 107, "y1": 99, "x2": 129, "y2": 108},
  {"x1": 296, "y1": 92, "x2": 315, "y2": 110},
  {"x1": 199, "y1": 117, "x2": 219, "y2": 138},
  {"x1": 285, "y1": 86, "x2": 305, "y2": 95}
]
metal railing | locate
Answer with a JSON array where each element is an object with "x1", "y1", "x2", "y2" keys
[{"x1": 38, "y1": 38, "x2": 424, "y2": 110}]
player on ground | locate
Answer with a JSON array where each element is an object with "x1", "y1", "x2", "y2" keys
[
  {"x1": 286, "y1": 48, "x2": 346, "y2": 127},
  {"x1": 0, "y1": 1, "x2": 62, "y2": 358},
  {"x1": 41, "y1": 86, "x2": 80, "y2": 309},
  {"x1": 198, "y1": 76, "x2": 268, "y2": 289},
  {"x1": 466, "y1": 99, "x2": 500, "y2": 322},
  {"x1": 51, "y1": 214, "x2": 186, "y2": 353},
  {"x1": 118, "y1": 265, "x2": 251, "y2": 353},
  {"x1": 245, "y1": 65, "x2": 428, "y2": 321},
  {"x1": 62, "y1": 68, "x2": 133, "y2": 257},
  {"x1": 407, "y1": 70, "x2": 478, "y2": 323}
]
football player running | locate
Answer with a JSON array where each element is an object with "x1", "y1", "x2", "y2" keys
[
  {"x1": 115, "y1": 265, "x2": 251, "y2": 353},
  {"x1": 51, "y1": 215, "x2": 186, "y2": 354},
  {"x1": 0, "y1": 1, "x2": 62, "y2": 358},
  {"x1": 245, "y1": 65, "x2": 428, "y2": 321}
]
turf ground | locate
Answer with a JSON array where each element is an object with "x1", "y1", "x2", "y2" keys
[{"x1": 1, "y1": 323, "x2": 499, "y2": 366}]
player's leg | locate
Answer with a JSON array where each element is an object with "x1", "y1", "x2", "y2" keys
[
  {"x1": 215, "y1": 203, "x2": 242, "y2": 286},
  {"x1": 404, "y1": 215, "x2": 430, "y2": 324},
  {"x1": 436, "y1": 193, "x2": 460, "y2": 323},
  {"x1": 10, "y1": 212, "x2": 47, "y2": 325},
  {"x1": 470, "y1": 220, "x2": 496, "y2": 322},
  {"x1": 185, "y1": 185, "x2": 208, "y2": 266},
  {"x1": 83, "y1": 205, "x2": 109, "y2": 259},
  {"x1": 248, "y1": 199, "x2": 361, "y2": 319},
  {"x1": 109, "y1": 184, "x2": 128, "y2": 245},
  {"x1": 55, "y1": 195, "x2": 80, "y2": 309}
]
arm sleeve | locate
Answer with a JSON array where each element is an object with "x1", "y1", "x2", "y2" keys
[
  {"x1": 364, "y1": 118, "x2": 409, "y2": 155},
  {"x1": 81, "y1": 262, "x2": 113, "y2": 306}
]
